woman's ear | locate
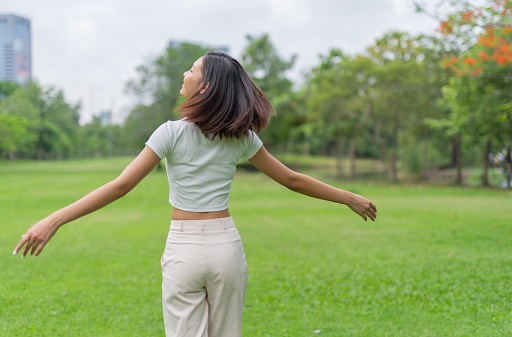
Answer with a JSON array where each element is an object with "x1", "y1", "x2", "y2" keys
[{"x1": 200, "y1": 83, "x2": 209, "y2": 94}]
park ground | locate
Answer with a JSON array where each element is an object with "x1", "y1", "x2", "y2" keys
[{"x1": 1, "y1": 157, "x2": 511, "y2": 336}]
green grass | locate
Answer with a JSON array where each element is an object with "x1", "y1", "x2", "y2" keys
[{"x1": 1, "y1": 158, "x2": 511, "y2": 336}]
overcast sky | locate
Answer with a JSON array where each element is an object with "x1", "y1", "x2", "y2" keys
[{"x1": 3, "y1": 0, "x2": 441, "y2": 123}]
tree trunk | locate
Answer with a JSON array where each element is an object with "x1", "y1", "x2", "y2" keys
[
  {"x1": 421, "y1": 131, "x2": 429, "y2": 181},
  {"x1": 348, "y1": 106, "x2": 371, "y2": 181},
  {"x1": 389, "y1": 124, "x2": 399, "y2": 183},
  {"x1": 481, "y1": 139, "x2": 491, "y2": 187},
  {"x1": 348, "y1": 137, "x2": 357, "y2": 180},
  {"x1": 374, "y1": 120, "x2": 395, "y2": 182},
  {"x1": 454, "y1": 134, "x2": 463, "y2": 185},
  {"x1": 505, "y1": 146, "x2": 512, "y2": 189},
  {"x1": 335, "y1": 136, "x2": 344, "y2": 180},
  {"x1": 451, "y1": 140, "x2": 458, "y2": 168}
]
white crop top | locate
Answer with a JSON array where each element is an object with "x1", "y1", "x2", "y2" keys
[{"x1": 145, "y1": 119, "x2": 263, "y2": 212}]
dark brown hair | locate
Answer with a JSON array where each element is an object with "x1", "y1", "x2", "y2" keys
[{"x1": 176, "y1": 51, "x2": 274, "y2": 139}]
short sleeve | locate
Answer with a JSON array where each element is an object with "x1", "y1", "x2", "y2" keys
[
  {"x1": 145, "y1": 122, "x2": 174, "y2": 159},
  {"x1": 241, "y1": 131, "x2": 263, "y2": 160}
]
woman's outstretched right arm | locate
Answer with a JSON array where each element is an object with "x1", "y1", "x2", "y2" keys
[{"x1": 13, "y1": 146, "x2": 162, "y2": 257}]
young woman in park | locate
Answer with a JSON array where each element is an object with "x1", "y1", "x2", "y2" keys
[{"x1": 14, "y1": 51, "x2": 377, "y2": 337}]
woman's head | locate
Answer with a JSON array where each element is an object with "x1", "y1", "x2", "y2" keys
[{"x1": 176, "y1": 51, "x2": 274, "y2": 139}]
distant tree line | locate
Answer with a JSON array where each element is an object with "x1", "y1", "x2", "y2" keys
[
  {"x1": 0, "y1": 81, "x2": 128, "y2": 159},
  {"x1": 0, "y1": 0, "x2": 510, "y2": 187}
]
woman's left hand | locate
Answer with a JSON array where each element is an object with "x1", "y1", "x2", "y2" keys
[
  {"x1": 347, "y1": 194, "x2": 378, "y2": 221},
  {"x1": 13, "y1": 217, "x2": 60, "y2": 257}
]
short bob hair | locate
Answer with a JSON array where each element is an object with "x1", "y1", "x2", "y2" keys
[{"x1": 176, "y1": 51, "x2": 274, "y2": 139}]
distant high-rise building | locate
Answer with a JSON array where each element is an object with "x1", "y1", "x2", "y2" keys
[
  {"x1": 0, "y1": 14, "x2": 32, "y2": 84},
  {"x1": 98, "y1": 110, "x2": 112, "y2": 126}
]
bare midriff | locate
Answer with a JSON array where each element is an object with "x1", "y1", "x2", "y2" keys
[{"x1": 171, "y1": 207, "x2": 230, "y2": 220}]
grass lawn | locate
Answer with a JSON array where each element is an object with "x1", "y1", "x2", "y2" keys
[{"x1": 1, "y1": 157, "x2": 511, "y2": 336}]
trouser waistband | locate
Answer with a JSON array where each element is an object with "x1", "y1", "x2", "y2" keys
[{"x1": 170, "y1": 216, "x2": 235, "y2": 232}]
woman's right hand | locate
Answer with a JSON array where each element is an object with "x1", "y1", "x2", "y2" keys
[{"x1": 13, "y1": 217, "x2": 60, "y2": 257}]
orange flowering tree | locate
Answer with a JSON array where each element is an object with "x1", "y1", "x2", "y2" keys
[
  {"x1": 416, "y1": 0, "x2": 512, "y2": 187},
  {"x1": 416, "y1": 0, "x2": 511, "y2": 71}
]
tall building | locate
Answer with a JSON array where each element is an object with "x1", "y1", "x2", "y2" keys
[
  {"x1": 0, "y1": 14, "x2": 32, "y2": 84},
  {"x1": 98, "y1": 110, "x2": 112, "y2": 126}
]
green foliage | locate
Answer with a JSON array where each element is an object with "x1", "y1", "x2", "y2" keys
[
  {"x1": 366, "y1": 32, "x2": 438, "y2": 181},
  {"x1": 76, "y1": 118, "x2": 127, "y2": 157},
  {"x1": 305, "y1": 50, "x2": 378, "y2": 178},
  {"x1": 241, "y1": 34, "x2": 296, "y2": 98},
  {"x1": 0, "y1": 81, "x2": 20, "y2": 99},
  {"x1": 435, "y1": 51, "x2": 511, "y2": 186},
  {"x1": 1, "y1": 158, "x2": 511, "y2": 336},
  {"x1": 241, "y1": 34, "x2": 301, "y2": 151},
  {"x1": 415, "y1": 0, "x2": 512, "y2": 186},
  {"x1": 123, "y1": 42, "x2": 211, "y2": 149},
  {"x1": 0, "y1": 82, "x2": 80, "y2": 159},
  {"x1": 0, "y1": 114, "x2": 34, "y2": 158}
]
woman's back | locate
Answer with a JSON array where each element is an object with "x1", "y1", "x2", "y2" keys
[{"x1": 146, "y1": 119, "x2": 262, "y2": 212}]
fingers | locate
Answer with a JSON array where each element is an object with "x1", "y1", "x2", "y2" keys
[
  {"x1": 348, "y1": 197, "x2": 378, "y2": 222},
  {"x1": 13, "y1": 218, "x2": 58, "y2": 258},
  {"x1": 34, "y1": 242, "x2": 48, "y2": 256},
  {"x1": 13, "y1": 233, "x2": 45, "y2": 258},
  {"x1": 364, "y1": 202, "x2": 378, "y2": 222},
  {"x1": 13, "y1": 234, "x2": 28, "y2": 257},
  {"x1": 368, "y1": 208, "x2": 377, "y2": 219},
  {"x1": 30, "y1": 240, "x2": 41, "y2": 256},
  {"x1": 22, "y1": 236, "x2": 35, "y2": 258},
  {"x1": 351, "y1": 194, "x2": 378, "y2": 222},
  {"x1": 369, "y1": 208, "x2": 377, "y2": 221}
]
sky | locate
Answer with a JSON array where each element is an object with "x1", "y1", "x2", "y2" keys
[{"x1": 2, "y1": 0, "x2": 442, "y2": 124}]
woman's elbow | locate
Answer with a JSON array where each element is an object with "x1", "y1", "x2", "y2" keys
[
  {"x1": 284, "y1": 172, "x2": 305, "y2": 192},
  {"x1": 110, "y1": 179, "x2": 134, "y2": 198}
]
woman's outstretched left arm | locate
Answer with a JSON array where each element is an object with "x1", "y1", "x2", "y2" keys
[
  {"x1": 248, "y1": 146, "x2": 377, "y2": 221},
  {"x1": 13, "y1": 146, "x2": 162, "y2": 257}
]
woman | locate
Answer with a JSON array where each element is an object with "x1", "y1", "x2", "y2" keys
[{"x1": 14, "y1": 52, "x2": 377, "y2": 337}]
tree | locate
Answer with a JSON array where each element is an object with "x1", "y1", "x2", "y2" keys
[
  {"x1": 240, "y1": 34, "x2": 299, "y2": 151},
  {"x1": 0, "y1": 81, "x2": 19, "y2": 100},
  {"x1": 411, "y1": 34, "x2": 457, "y2": 181},
  {"x1": 366, "y1": 31, "x2": 432, "y2": 182},
  {"x1": 36, "y1": 86, "x2": 80, "y2": 159},
  {"x1": 305, "y1": 50, "x2": 376, "y2": 179},
  {"x1": 241, "y1": 34, "x2": 296, "y2": 98},
  {"x1": 0, "y1": 84, "x2": 38, "y2": 159},
  {"x1": 0, "y1": 82, "x2": 80, "y2": 159},
  {"x1": 124, "y1": 42, "x2": 210, "y2": 149},
  {"x1": 0, "y1": 114, "x2": 33, "y2": 159},
  {"x1": 416, "y1": 0, "x2": 512, "y2": 73},
  {"x1": 417, "y1": 0, "x2": 512, "y2": 187}
]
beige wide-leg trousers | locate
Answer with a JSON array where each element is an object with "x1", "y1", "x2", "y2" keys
[{"x1": 161, "y1": 217, "x2": 248, "y2": 337}]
